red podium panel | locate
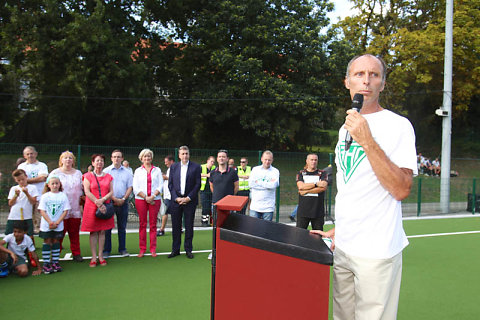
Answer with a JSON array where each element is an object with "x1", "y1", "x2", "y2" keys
[{"x1": 211, "y1": 196, "x2": 332, "y2": 320}]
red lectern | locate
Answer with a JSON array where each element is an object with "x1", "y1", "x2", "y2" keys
[{"x1": 211, "y1": 195, "x2": 333, "y2": 320}]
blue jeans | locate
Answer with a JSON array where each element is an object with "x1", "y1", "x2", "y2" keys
[
  {"x1": 290, "y1": 205, "x2": 298, "y2": 218},
  {"x1": 104, "y1": 202, "x2": 129, "y2": 253},
  {"x1": 249, "y1": 210, "x2": 273, "y2": 221}
]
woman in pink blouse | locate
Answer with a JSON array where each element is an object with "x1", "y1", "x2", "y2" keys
[
  {"x1": 49, "y1": 151, "x2": 84, "y2": 262},
  {"x1": 133, "y1": 149, "x2": 163, "y2": 257}
]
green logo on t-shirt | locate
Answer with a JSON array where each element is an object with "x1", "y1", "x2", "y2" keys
[
  {"x1": 337, "y1": 143, "x2": 366, "y2": 183},
  {"x1": 49, "y1": 203, "x2": 62, "y2": 217}
]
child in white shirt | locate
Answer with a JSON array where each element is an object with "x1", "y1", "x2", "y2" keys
[{"x1": 38, "y1": 176, "x2": 70, "y2": 274}]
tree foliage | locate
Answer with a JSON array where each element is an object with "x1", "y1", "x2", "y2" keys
[
  {"x1": 0, "y1": 0, "x2": 164, "y2": 144},
  {"x1": 145, "y1": 0, "x2": 336, "y2": 149},
  {"x1": 334, "y1": 0, "x2": 480, "y2": 154},
  {"x1": 1, "y1": 0, "x2": 341, "y2": 150}
]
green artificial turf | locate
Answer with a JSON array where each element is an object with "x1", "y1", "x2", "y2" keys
[
  {"x1": 0, "y1": 230, "x2": 214, "y2": 320},
  {"x1": 1, "y1": 218, "x2": 480, "y2": 319},
  {"x1": 400, "y1": 217, "x2": 480, "y2": 320}
]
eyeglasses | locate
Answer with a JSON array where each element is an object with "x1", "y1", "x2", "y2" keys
[{"x1": 240, "y1": 161, "x2": 246, "y2": 163}]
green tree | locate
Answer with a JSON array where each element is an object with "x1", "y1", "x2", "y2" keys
[
  {"x1": 0, "y1": 0, "x2": 165, "y2": 145},
  {"x1": 145, "y1": 0, "x2": 335, "y2": 149}
]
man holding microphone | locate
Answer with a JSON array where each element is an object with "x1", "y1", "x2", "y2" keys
[{"x1": 312, "y1": 54, "x2": 417, "y2": 320}]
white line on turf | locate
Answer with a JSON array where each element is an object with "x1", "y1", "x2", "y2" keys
[
  {"x1": 43, "y1": 249, "x2": 213, "y2": 262},
  {"x1": 407, "y1": 230, "x2": 480, "y2": 239}
]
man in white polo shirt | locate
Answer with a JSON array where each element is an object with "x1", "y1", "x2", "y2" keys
[
  {"x1": 312, "y1": 54, "x2": 417, "y2": 320},
  {"x1": 17, "y1": 146, "x2": 48, "y2": 234}
]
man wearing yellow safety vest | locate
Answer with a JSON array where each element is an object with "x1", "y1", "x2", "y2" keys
[
  {"x1": 236, "y1": 157, "x2": 251, "y2": 215},
  {"x1": 200, "y1": 156, "x2": 216, "y2": 226}
]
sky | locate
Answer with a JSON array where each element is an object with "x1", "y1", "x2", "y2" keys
[{"x1": 327, "y1": 0, "x2": 355, "y2": 23}]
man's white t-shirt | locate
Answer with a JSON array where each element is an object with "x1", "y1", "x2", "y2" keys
[
  {"x1": 334, "y1": 109, "x2": 418, "y2": 259},
  {"x1": 7, "y1": 185, "x2": 39, "y2": 220},
  {"x1": 163, "y1": 167, "x2": 171, "y2": 200},
  {"x1": 18, "y1": 161, "x2": 49, "y2": 196}
]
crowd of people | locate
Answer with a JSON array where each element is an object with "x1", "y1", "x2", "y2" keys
[
  {"x1": 2, "y1": 54, "x2": 416, "y2": 320},
  {"x1": 417, "y1": 153, "x2": 441, "y2": 176},
  {"x1": 1, "y1": 144, "x2": 331, "y2": 277}
]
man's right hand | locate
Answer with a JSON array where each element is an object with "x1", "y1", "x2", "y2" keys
[{"x1": 310, "y1": 228, "x2": 335, "y2": 250}]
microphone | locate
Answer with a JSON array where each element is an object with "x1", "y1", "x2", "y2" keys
[{"x1": 344, "y1": 93, "x2": 364, "y2": 151}]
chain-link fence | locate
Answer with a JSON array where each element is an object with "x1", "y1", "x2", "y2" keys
[{"x1": 1, "y1": 143, "x2": 479, "y2": 232}]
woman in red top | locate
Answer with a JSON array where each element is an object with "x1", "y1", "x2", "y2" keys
[
  {"x1": 81, "y1": 154, "x2": 113, "y2": 267},
  {"x1": 132, "y1": 149, "x2": 163, "y2": 257}
]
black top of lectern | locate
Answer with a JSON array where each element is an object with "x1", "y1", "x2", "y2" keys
[{"x1": 219, "y1": 213, "x2": 333, "y2": 265}]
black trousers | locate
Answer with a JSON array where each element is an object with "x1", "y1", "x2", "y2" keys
[
  {"x1": 236, "y1": 190, "x2": 250, "y2": 215},
  {"x1": 200, "y1": 190, "x2": 213, "y2": 216},
  {"x1": 170, "y1": 202, "x2": 196, "y2": 253},
  {"x1": 296, "y1": 216, "x2": 324, "y2": 230}
]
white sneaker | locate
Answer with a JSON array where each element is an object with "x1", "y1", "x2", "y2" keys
[{"x1": 208, "y1": 253, "x2": 212, "y2": 260}]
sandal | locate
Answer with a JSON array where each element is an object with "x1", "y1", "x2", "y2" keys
[
  {"x1": 89, "y1": 260, "x2": 97, "y2": 268},
  {"x1": 99, "y1": 259, "x2": 107, "y2": 267},
  {"x1": 151, "y1": 251, "x2": 157, "y2": 257},
  {"x1": 138, "y1": 250, "x2": 145, "y2": 258}
]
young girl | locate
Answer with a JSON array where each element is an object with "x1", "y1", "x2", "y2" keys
[{"x1": 38, "y1": 176, "x2": 71, "y2": 274}]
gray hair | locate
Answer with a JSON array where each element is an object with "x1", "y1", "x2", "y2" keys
[
  {"x1": 179, "y1": 145, "x2": 189, "y2": 152},
  {"x1": 345, "y1": 54, "x2": 387, "y2": 84},
  {"x1": 23, "y1": 146, "x2": 37, "y2": 154}
]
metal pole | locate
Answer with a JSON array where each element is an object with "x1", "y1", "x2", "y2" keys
[
  {"x1": 77, "y1": 145, "x2": 82, "y2": 170},
  {"x1": 210, "y1": 205, "x2": 218, "y2": 320},
  {"x1": 328, "y1": 153, "x2": 334, "y2": 220},
  {"x1": 275, "y1": 185, "x2": 280, "y2": 222},
  {"x1": 417, "y1": 178, "x2": 422, "y2": 217},
  {"x1": 472, "y1": 179, "x2": 477, "y2": 215},
  {"x1": 440, "y1": 0, "x2": 454, "y2": 213}
]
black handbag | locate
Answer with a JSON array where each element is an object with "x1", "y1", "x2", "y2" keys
[{"x1": 93, "y1": 172, "x2": 115, "y2": 220}]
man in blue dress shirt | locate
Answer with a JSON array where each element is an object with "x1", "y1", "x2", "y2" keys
[{"x1": 103, "y1": 149, "x2": 133, "y2": 257}]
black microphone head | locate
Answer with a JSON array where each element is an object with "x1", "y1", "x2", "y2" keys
[{"x1": 352, "y1": 93, "x2": 364, "y2": 109}]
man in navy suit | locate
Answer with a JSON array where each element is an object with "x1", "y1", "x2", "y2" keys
[{"x1": 168, "y1": 146, "x2": 201, "y2": 259}]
